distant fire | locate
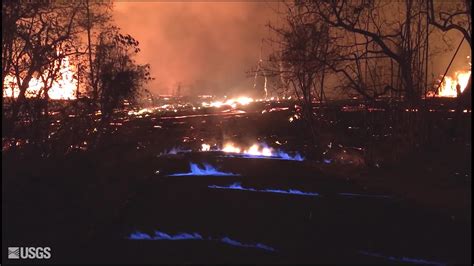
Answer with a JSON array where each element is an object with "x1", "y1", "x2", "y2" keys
[
  {"x1": 435, "y1": 70, "x2": 471, "y2": 98},
  {"x1": 3, "y1": 56, "x2": 78, "y2": 100},
  {"x1": 201, "y1": 96, "x2": 254, "y2": 108}
]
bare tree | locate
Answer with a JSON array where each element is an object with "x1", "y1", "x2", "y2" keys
[
  {"x1": 428, "y1": 0, "x2": 471, "y2": 48},
  {"x1": 289, "y1": 0, "x2": 431, "y2": 103}
]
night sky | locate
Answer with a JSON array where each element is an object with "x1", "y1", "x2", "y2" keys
[{"x1": 113, "y1": 1, "x2": 471, "y2": 97}]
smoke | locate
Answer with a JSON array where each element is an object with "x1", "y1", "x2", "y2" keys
[
  {"x1": 113, "y1": 1, "x2": 278, "y2": 97},
  {"x1": 112, "y1": 2, "x2": 471, "y2": 98}
]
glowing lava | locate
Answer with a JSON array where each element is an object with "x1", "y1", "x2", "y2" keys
[{"x1": 201, "y1": 96, "x2": 254, "y2": 108}]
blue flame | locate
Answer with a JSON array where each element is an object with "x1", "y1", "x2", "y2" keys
[
  {"x1": 127, "y1": 230, "x2": 276, "y2": 252},
  {"x1": 129, "y1": 231, "x2": 202, "y2": 240},
  {"x1": 264, "y1": 143, "x2": 304, "y2": 161},
  {"x1": 164, "y1": 147, "x2": 191, "y2": 155},
  {"x1": 168, "y1": 163, "x2": 240, "y2": 176},
  {"x1": 160, "y1": 143, "x2": 304, "y2": 161},
  {"x1": 153, "y1": 231, "x2": 203, "y2": 240},
  {"x1": 129, "y1": 231, "x2": 153, "y2": 240},
  {"x1": 275, "y1": 151, "x2": 304, "y2": 161},
  {"x1": 220, "y1": 237, "x2": 276, "y2": 252},
  {"x1": 208, "y1": 182, "x2": 319, "y2": 197},
  {"x1": 225, "y1": 151, "x2": 304, "y2": 161},
  {"x1": 358, "y1": 250, "x2": 445, "y2": 265}
]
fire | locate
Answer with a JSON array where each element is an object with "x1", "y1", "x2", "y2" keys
[
  {"x1": 223, "y1": 143, "x2": 273, "y2": 157},
  {"x1": 3, "y1": 56, "x2": 78, "y2": 100},
  {"x1": 202, "y1": 96, "x2": 254, "y2": 108},
  {"x1": 220, "y1": 142, "x2": 304, "y2": 161},
  {"x1": 246, "y1": 144, "x2": 273, "y2": 157},
  {"x1": 160, "y1": 141, "x2": 304, "y2": 161},
  {"x1": 222, "y1": 143, "x2": 242, "y2": 153},
  {"x1": 201, "y1": 143, "x2": 211, "y2": 151},
  {"x1": 233, "y1": 96, "x2": 253, "y2": 105},
  {"x1": 437, "y1": 70, "x2": 471, "y2": 97}
]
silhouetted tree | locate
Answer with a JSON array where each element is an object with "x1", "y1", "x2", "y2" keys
[
  {"x1": 276, "y1": 0, "x2": 431, "y2": 103},
  {"x1": 428, "y1": 0, "x2": 471, "y2": 48},
  {"x1": 94, "y1": 27, "x2": 152, "y2": 118},
  {"x1": 2, "y1": 1, "x2": 83, "y2": 139},
  {"x1": 2, "y1": 1, "x2": 152, "y2": 154}
]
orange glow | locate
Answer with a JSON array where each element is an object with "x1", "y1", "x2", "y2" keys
[{"x1": 3, "y1": 56, "x2": 78, "y2": 100}]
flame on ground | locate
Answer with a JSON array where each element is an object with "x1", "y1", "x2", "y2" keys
[
  {"x1": 129, "y1": 231, "x2": 203, "y2": 241},
  {"x1": 208, "y1": 182, "x2": 320, "y2": 197},
  {"x1": 3, "y1": 56, "x2": 78, "y2": 100},
  {"x1": 167, "y1": 162, "x2": 240, "y2": 176},
  {"x1": 208, "y1": 183, "x2": 389, "y2": 198},
  {"x1": 436, "y1": 70, "x2": 471, "y2": 98},
  {"x1": 358, "y1": 250, "x2": 444, "y2": 265},
  {"x1": 160, "y1": 142, "x2": 304, "y2": 161},
  {"x1": 220, "y1": 142, "x2": 304, "y2": 161},
  {"x1": 127, "y1": 230, "x2": 276, "y2": 252}
]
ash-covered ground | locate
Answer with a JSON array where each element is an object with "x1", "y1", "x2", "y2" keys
[{"x1": 2, "y1": 98, "x2": 471, "y2": 264}]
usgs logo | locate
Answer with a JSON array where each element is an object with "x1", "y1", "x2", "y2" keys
[{"x1": 8, "y1": 247, "x2": 51, "y2": 259}]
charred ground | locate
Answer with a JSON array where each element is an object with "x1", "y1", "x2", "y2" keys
[{"x1": 2, "y1": 98, "x2": 471, "y2": 264}]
